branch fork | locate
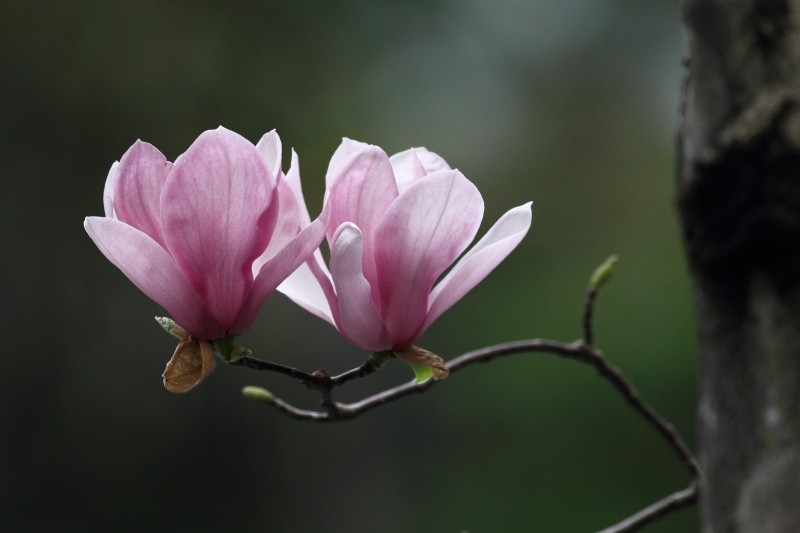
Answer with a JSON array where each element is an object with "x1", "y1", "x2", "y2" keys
[{"x1": 231, "y1": 257, "x2": 700, "y2": 532}]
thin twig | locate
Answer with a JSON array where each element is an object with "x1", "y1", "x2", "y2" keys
[
  {"x1": 246, "y1": 338, "x2": 698, "y2": 480},
  {"x1": 268, "y1": 396, "x2": 329, "y2": 421},
  {"x1": 314, "y1": 370, "x2": 343, "y2": 418},
  {"x1": 236, "y1": 271, "x2": 700, "y2": 531},
  {"x1": 231, "y1": 349, "x2": 385, "y2": 390},
  {"x1": 596, "y1": 481, "x2": 698, "y2": 533},
  {"x1": 247, "y1": 337, "x2": 700, "y2": 531},
  {"x1": 448, "y1": 339, "x2": 591, "y2": 369},
  {"x1": 584, "y1": 350, "x2": 701, "y2": 478},
  {"x1": 231, "y1": 356, "x2": 320, "y2": 387},
  {"x1": 329, "y1": 354, "x2": 386, "y2": 386},
  {"x1": 244, "y1": 339, "x2": 587, "y2": 422},
  {"x1": 582, "y1": 286, "x2": 598, "y2": 344}
]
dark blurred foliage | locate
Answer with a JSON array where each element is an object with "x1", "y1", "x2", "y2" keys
[{"x1": 1, "y1": 0, "x2": 696, "y2": 531}]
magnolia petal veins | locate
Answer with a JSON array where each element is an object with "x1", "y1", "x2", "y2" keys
[
  {"x1": 278, "y1": 139, "x2": 533, "y2": 355},
  {"x1": 87, "y1": 128, "x2": 326, "y2": 392},
  {"x1": 85, "y1": 127, "x2": 326, "y2": 342}
]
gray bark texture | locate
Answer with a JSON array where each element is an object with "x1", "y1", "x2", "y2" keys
[{"x1": 679, "y1": 1, "x2": 800, "y2": 532}]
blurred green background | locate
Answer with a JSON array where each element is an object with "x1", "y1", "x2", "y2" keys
[{"x1": 1, "y1": 0, "x2": 696, "y2": 531}]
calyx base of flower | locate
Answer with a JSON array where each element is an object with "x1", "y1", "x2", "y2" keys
[
  {"x1": 393, "y1": 346, "x2": 449, "y2": 382},
  {"x1": 212, "y1": 336, "x2": 252, "y2": 363}
]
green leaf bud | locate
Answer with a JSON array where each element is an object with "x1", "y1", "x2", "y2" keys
[
  {"x1": 589, "y1": 255, "x2": 619, "y2": 289},
  {"x1": 241, "y1": 386, "x2": 274, "y2": 402}
]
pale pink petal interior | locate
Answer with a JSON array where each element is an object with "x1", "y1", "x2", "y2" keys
[
  {"x1": 277, "y1": 256, "x2": 336, "y2": 326},
  {"x1": 325, "y1": 145, "x2": 399, "y2": 288},
  {"x1": 373, "y1": 170, "x2": 484, "y2": 349},
  {"x1": 389, "y1": 147, "x2": 451, "y2": 194},
  {"x1": 230, "y1": 216, "x2": 327, "y2": 335},
  {"x1": 161, "y1": 127, "x2": 276, "y2": 329},
  {"x1": 256, "y1": 178, "x2": 300, "y2": 271},
  {"x1": 329, "y1": 223, "x2": 390, "y2": 351},
  {"x1": 425, "y1": 202, "x2": 533, "y2": 329},
  {"x1": 113, "y1": 141, "x2": 173, "y2": 249},
  {"x1": 324, "y1": 145, "x2": 398, "y2": 246},
  {"x1": 326, "y1": 138, "x2": 371, "y2": 190}
]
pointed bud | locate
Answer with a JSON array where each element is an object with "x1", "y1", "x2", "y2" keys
[
  {"x1": 589, "y1": 255, "x2": 619, "y2": 290},
  {"x1": 242, "y1": 386, "x2": 274, "y2": 402},
  {"x1": 155, "y1": 316, "x2": 188, "y2": 340}
]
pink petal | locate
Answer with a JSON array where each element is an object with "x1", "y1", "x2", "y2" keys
[
  {"x1": 102, "y1": 161, "x2": 119, "y2": 218},
  {"x1": 230, "y1": 215, "x2": 328, "y2": 335},
  {"x1": 268, "y1": 150, "x2": 338, "y2": 325},
  {"x1": 389, "y1": 147, "x2": 451, "y2": 194},
  {"x1": 255, "y1": 130, "x2": 282, "y2": 184},
  {"x1": 326, "y1": 138, "x2": 371, "y2": 189},
  {"x1": 275, "y1": 154, "x2": 339, "y2": 326},
  {"x1": 113, "y1": 141, "x2": 173, "y2": 249},
  {"x1": 256, "y1": 148, "x2": 320, "y2": 270},
  {"x1": 283, "y1": 150, "x2": 313, "y2": 227},
  {"x1": 425, "y1": 202, "x2": 533, "y2": 330},
  {"x1": 325, "y1": 143, "x2": 399, "y2": 295},
  {"x1": 84, "y1": 217, "x2": 224, "y2": 340},
  {"x1": 277, "y1": 256, "x2": 337, "y2": 326},
  {"x1": 255, "y1": 176, "x2": 301, "y2": 271},
  {"x1": 329, "y1": 223, "x2": 390, "y2": 351},
  {"x1": 373, "y1": 170, "x2": 484, "y2": 349},
  {"x1": 161, "y1": 127, "x2": 277, "y2": 329},
  {"x1": 324, "y1": 142, "x2": 399, "y2": 249}
]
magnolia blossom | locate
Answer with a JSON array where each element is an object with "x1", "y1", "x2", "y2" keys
[
  {"x1": 85, "y1": 127, "x2": 325, "y2": 342},
  {"x1": 279, "y1": 139, "x2": 532, "y2": 354}
]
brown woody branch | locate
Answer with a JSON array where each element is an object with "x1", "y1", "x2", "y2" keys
[{"x1": 232, "y1": 266, "x2": 700, "y2": 532}]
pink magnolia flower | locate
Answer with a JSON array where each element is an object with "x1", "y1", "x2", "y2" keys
[
  {"x1": 85, "y1": 127, "x2": 325, "y2": 341},
  {"x1": 279, "y1": 139, "x2": 532, "y2": 354}
]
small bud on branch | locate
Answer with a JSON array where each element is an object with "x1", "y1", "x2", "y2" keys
[
  {"x1": 242, "y1": 386, "x2": 274, "y2": 402},
  {"x1": 589, "y1": 254, "x2": 619, "y2": 290}
]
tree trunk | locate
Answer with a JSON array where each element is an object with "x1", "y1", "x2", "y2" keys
[{"x1": 679, "y1": 1, "x2": 800, "y2": 531}]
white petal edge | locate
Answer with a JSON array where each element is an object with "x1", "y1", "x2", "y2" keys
[
  {"x1": 284, "y1": 150, "x2": 312, "y2": 226},
  {"x1": 102, "y1": 161, "x2": 120, "y2": 218},
  {"x1": 389, "y1": 147, "x2": 451, "y2": 194},
  {"x1": 326, "y1": 138, "x2": 372, "y2": 189},
  {"x1": 276, "y1": 254, "x2": 336, "y2": 326},
  {"x1": 424, "y1": 202, "x2": 533, "y2": 330},
  {"x1": 255, "y1": 130, "x2": 282, "y2": 183}
]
